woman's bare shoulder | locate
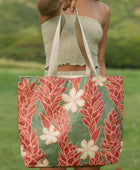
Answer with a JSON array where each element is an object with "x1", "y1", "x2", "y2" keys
[
  {"x1": 96, "y1": 1, "x2": 111, "y2": 26},
  {"x1": 96, "y1": 1, "x2": 111, "y2": 16}
]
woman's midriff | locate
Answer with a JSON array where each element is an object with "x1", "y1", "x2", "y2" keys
[{"x1": 46, "y1": 64, "x2": 86, "y2": 71}]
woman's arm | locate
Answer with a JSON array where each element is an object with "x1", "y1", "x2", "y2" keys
[{"x1": 98, "y1": 3, "x2": 111, "y2": 76}]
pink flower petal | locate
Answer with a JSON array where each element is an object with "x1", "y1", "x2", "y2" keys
[
  {"x1": 76, "y1": 98, "x2": 85, "y2": 107},
  {"x1": 49, "y1": 125, "x2": 54, "y2": 133},
  {"x1": 98, "y1": 81, "x2": 104, "y2": 87},
  {"x1": 53, "y1": 130, "x2": 60, "y2": 136},
  {"x1": 69, "y1": 88, "x2": 76, "y2": 98},
  {"x1": 51, "y1": 136, "x2": 58, "y2": 143},
  {"x1": 75, "y1": 89, "x2": 84, "y2": 99},
  {"x1": 40, "y1": 135, "x2": 47, "y2": 140},
  {"x1": 77, "y1": 147, "x2": 86, "y2": 153},
  {"x1": 63, "y1": 102, "x2": 73, "y2": 110},
  {"x1": 71, "y1": 102, "x2": 77, "y2": 113},
  {"x1": 90, "y1": 145, "x2": 99, "y2": 152},
  {"x1": 43, "y1": 127, "x2": 48, "y2": 135},
  {"x1": 62, "y1": 94, "x2": 72, "y2": 102},
  {"x1": 80, "y1": 151, "x2": 88, "y2": 160},
  {"x1": 92, "y1": 77, "x2": 97, "y2": 82},
  {"x1": 37, "y1": 159, "x2": 49, "y2": 167},
  {"x1": 88, "y1": 139, "x2": 94, "y2": 148},
  {"x1": 43, "y1": 159, "x2": 49, "y2": 166},
  {"x1": 81, "y1": 139, "x2": 88, "y2": 149},
  {"x1": 88, "y1": 150, "x2": 96, "y2": 159},
  {"x1": 45, "y1": 137, "x2": 51, "y2": 145}
]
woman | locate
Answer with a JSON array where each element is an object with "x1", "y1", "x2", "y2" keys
[{"x1": 36, "y1": 0, "x2": 110, "y2": 169}]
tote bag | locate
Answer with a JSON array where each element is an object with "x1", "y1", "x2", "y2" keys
[{"x1": 18, "y1": 8, "x2": 124, "y2": 168}]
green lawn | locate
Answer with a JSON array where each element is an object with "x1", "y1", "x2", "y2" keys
[{"x1": 0, "y1": 67, "x2": 140, "y2": 170}]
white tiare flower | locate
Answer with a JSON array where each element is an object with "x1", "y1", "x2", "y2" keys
[
  {"x1": 37, "y1": 159, "x2": 49, "y2": 167},
  {"x1": 62, "y1": 88, "x2": 85, "y2": 113},
  {"x1": 20, "y1": 145, "x2": 26, "y2": 158},
  {"x1": 40, "y1": 125, "x2": 60, "y2": 145},
  {"x1": 77, "y1": 139, "x2": 99, "y2": 159},
  {"x1": 92, "y1": 76, "x2": 107, "y2": 87}
]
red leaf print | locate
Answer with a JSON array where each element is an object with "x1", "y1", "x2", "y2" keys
[
  {"x1": 39, "y1": 112, "x2": 51, "y2": 129},
  {"x1": 92, "y1": 126, "x2": 102, "y2": 144},
  {"x1": 37, "y1": 77, "x2": 80, "y2": 166},
  {"x1": 18, "y1": 78, "x2": 38, "y2": 109},
  {"x1": 74, "y1": 152, "x2": 81, "y2": 159},
  {"x1": 83, "y1": 119, "x2": 90, "y2": 127},
  {"x1": 68, "y1": 77, "x2": 82, "y2": 91},
  {"x1": 85, "y1": 151, "x2": 107, "y2": 166},
  {"x1": 18, "y1": 78, "x2": 45, "y2": 167},
  {"x1": 58, "y1": 140, "x2": 81, "y2": 167},
  {"x1": 55, "y1": 106, "x2": 80, "y2": 166},
  {"x1": 80, "y1": 77, "x2": 105, "y2": 143},
  {"x1": 101, "y1": 109, "x2": 122, "y2": 164},
  {"x1": 73, "y1": 159, "x2": 81, "y2": 166},
  {"x1": 105, "y1": 76, "x2": 124, "y2": 121},
  {"x1": 38, "y1": 77, "x2": 66, "y2": 122},
  {"x1": 59, "y1": 153, "x2": 66, "y2": 162},
  {"x1": 59, "y1": 159, "x2": 66, "y2": 166},
  {"x1": 64, "y1": 146, "x2": 69, "y2": 155}
]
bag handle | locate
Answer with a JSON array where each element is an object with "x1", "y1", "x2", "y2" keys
[{"x1": 48, "y1": 8, "x2": 98, "y2": 77}]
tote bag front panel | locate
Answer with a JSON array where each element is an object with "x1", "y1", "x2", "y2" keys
[{"x1": 18, "y1": 75, "x2": 123, "y2": 167}]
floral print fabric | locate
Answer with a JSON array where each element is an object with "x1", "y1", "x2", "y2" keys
[
  {"x1": 18, "y1": 75, "x2": 124, "y2": 168},
  {"x1": 62, "y1": 88, "x2": 85, "y2": 113},
  {"x1": 77, "y1": 139, "x2": 99, "y2": 159},
  {"x1": 40, "y1": 125, "x2": 60, "y2": 145}
]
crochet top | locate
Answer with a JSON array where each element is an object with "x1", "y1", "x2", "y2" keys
[{"x1": 41, "y1": 15, "x2": 103, "y2": 69}]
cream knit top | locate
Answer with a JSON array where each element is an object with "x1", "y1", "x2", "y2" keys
[{"x1": 41, "y1": 15, "x2": 103, "y2": 70}]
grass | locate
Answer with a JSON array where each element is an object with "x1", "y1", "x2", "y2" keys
[
  {"x1": 0, "y1": 66, "x2": 140, "y2": 170},
  {"x1": 0, "y1": 58, "x2": 44, "y2": 69}
]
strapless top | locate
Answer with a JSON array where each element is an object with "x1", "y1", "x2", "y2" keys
[{"x1": 41, "y1": 15, "x2": 103, "y2": 69}]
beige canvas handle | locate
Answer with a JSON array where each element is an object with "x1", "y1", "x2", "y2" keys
[{"x1": 48, "y1": 8, "x2": 97, "y2": 76}]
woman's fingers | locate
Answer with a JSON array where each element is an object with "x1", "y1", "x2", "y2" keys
[
  {"x1": 70, "y1": 0, "x2": 77, "y2": 12},
  {"x1": 61, "y1": 0, "x2": 78, "y2": 12},
  {"x1": 62, "y1": 0, "x2": 70, "y2": 10}
]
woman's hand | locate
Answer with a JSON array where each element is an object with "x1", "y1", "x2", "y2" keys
[{"x1": 60, "y1": 0, "x2": 78, "y2": 12}]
